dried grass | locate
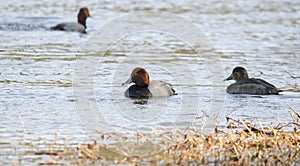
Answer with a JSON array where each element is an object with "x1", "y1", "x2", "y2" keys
[{"x1": 14, "y1": 114, "x2": 299, "y2": 166}]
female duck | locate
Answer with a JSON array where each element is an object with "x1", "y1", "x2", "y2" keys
[
  {"x1": 224, "y1": 66, "x2": 281, "y2": 95},
  {"x1": 122, "y1": 67, "x2": 176, "y2": 98},
  {"x1": 51, "y1": 7, "x2": 90, "y2": 33}
]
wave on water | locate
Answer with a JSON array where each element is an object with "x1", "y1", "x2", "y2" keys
[{"x1": 0, "y1": 22, "x2": 47, "y2": 31}]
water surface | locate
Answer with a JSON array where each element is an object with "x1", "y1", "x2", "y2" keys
[{"x1": 0, "y1": 0, "x2": 299, "y2": 163}]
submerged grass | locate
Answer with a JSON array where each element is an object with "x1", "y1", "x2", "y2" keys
[{"x1": 13, "y1": 114, "x2": 299, "y2": 166}]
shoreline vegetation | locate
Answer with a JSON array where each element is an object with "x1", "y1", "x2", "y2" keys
[{"x1": 9, "y1": 107, "x2": 299, "y2": 165}]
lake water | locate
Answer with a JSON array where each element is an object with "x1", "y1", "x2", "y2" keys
[{"x1": 0, "y1": 0, "x2": 299, "y2": 163}]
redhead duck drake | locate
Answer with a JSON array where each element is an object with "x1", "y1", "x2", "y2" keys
[
  {"x1": 51, "y1": 7, "x2": 90, "y2": 33},
  {"x1": 224, "y1": 67, "x2": 281, "y2": 95},
  {"x1": 122, "y1": 67, "x2": 176, "y2": 98}
]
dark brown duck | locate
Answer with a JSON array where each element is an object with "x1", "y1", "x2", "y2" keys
[{"x1": 224, "y1": 67, "x2": 281, "y2": 95}]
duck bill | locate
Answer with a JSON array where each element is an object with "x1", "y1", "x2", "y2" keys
[
  {"x1": 121, "y1": 77, "x2": 132, "y2": 86},
  {"x1": 224, "y1": 75, "x2": 232, "y2": 81}
]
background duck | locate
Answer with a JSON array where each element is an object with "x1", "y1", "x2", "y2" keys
[
  {"x1": 224, "y1": 66, "x2": 281, "y2": 95},
  {"x1": 51, "y1": 7, "x2": 90, "y2": 33},
  {"x1": 122, "y1": 67, "x2": 176, "y2": 98}
]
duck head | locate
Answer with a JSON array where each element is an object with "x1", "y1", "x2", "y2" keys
[
  {"x1": 122, "y1": 67, "x2": 150, "y2": 87},
  {"x1": 77, "y1": 7, "x2": 90, "y2": 28},
  {"x1": 224, "y1": 66, "x2": 249, "y2": 82}
]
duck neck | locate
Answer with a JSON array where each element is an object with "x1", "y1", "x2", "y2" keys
[
  {"x1": 77, "y1": 15, "x2": 87, "y2": 28},
  {"x1": 137, "y1": 84, "x2": 149, "y2": 88}
]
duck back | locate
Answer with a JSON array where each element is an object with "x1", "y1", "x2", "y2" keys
[
  {"x1": 148, "y1": 80, "x2": 176, "y2": 97},
  {"x1": 227, "y1": 78, "x2": 280, "y2": 95},
  {"x1": 51, "y1": 22, "x2": 86, "y2": 33}
]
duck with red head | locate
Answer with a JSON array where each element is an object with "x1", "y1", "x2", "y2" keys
[
  {"x1": 51, "y1": 7, "x2": 90, "y2": 33},
  {"x1": 224, "y1": 66, "x2": 281, "y2": 95},
  {"x1": 122, "y1": 67, "x2": 176, "y2": 98}
]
